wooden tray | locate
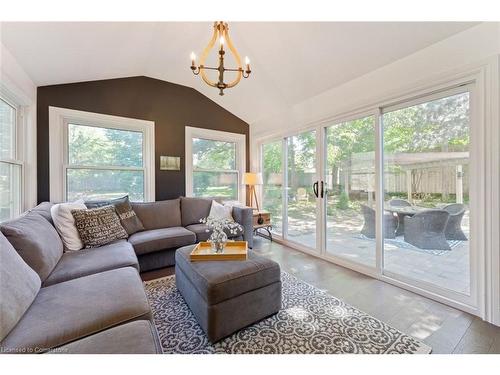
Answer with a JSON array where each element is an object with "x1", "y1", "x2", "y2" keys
[{"x1": 190, "y1": 241, "x2": 248, "y2": 262}]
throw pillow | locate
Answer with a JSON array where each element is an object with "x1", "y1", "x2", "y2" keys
[
  {"x1": 84, "y1": 195, "x2": 128, "y2": 209},
  {"x1": 85, "y1": 195, "x2": 144, "y2": 235},
  {"x1": 0, "y1": 232, "x2": 41, "y2": 342},
  {"x1": 208, "y1": 200, "x2": 234, "y2": 222},
  {"x1": 114, "y1": 196, "x2": 145, "y2": 235},
  {"x1": 71, "y1": 206, "x2": 128, "y2": 248},
  {"x1": 51, "y1": 199, "x2": 87, "y2": 251}
]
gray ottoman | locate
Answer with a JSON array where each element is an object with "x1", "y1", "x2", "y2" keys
[{"x1": 175, "y1": 245, "x2": 282, "y2": 342}]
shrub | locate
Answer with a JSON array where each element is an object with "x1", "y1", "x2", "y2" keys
[{"x1": 336, "y1": 191, "x2": 350, "y2": 210}]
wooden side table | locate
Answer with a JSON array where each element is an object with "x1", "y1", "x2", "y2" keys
[{"x1": 252, "y1": 210, "x2": 273, "y2": 241}]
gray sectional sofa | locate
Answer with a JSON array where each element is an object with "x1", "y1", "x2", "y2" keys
[
  {"x1": 0, "y1": 197, "x2": 253, "y2": 354},
  {"x1": 130, "y1": 197, "x2": 253, "y2": 271}
]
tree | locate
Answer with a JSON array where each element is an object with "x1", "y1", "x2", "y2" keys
[
  {"x1": 192, "y1": 138, "x2": 235, "y2": 170},
  {"x1": 383, "y1": 92, "x2": 469, "y2": 153},
  {"x1": 326, "y1": 116, "x2": 375, "y2": 197}
]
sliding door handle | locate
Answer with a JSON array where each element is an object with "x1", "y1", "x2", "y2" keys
[
  {"x1": 313, "y1": 181, "x2": 319, "y2": 198},
  {"x1": 320, "y1": 181, "x2": 324, "y2": 198}
]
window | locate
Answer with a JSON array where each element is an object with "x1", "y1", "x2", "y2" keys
[
  {"x1": 262, "y1": 140, "x2": 283, "y2": 234},
  {"x1": 186, "y1": 127, "x2": 246, "y2": 203},
  {"x1": 0, "y1": 97, "x2": 22, "y2": 222},
  {"x1": 66, "y1": 124, "x2": 145, "y2": 201},
  {"x1": 382, "y1": 89, "x2": 471, "y2": 295},
  {"x1": 49, "y1": 107, "x2": 155, "y2": 202}
]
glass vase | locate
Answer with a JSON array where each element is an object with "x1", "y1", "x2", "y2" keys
[{"x1": 210, "y1": 231, "x2": 228, "y2": 254}]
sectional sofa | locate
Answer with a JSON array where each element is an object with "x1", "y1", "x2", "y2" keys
[
  {"x1": 129, "y1": 197, "x2": 253, "y2": 271},
  {"x1": 0, "y1": 197, "x2": 253, "y2": 354}
]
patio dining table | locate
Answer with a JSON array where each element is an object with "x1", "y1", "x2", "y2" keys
[{"x1": 384, "y1": 204, "x2": 429, "y2": 236}]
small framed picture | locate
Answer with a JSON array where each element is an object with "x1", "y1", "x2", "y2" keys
[{"x1": 160, "y1": 156, "x2": 181, "y2": 171}]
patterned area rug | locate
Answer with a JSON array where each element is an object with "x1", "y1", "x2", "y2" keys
[{"x1": 144, "y1": 272, "x2": 431, "y2": 354}]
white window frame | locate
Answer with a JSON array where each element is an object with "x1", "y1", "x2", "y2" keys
[
  {"x1": 49, "y1": 107, "x2": 155, "y2": 202},
  {"x1": 0, "y1": 94, "x2": 24, "y2": 220},
  {"x1": 185, "y1": 126, "x2": 246, "y2": 204}
]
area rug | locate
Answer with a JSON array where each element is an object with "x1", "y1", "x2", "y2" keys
[{"x1": 144, "y1": 272, "x2": 431, "y2": 354}]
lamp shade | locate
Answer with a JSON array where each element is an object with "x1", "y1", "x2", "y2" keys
[{"x1": 243, "y1": 172, "x2": 263, "y2": 185}]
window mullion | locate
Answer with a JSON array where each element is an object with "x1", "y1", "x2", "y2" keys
[{"x1": 66, "y1": 164, "x2": 145, "y2": 172}]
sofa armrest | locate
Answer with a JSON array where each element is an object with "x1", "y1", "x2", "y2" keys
[{"x1": 232, "y1": 206, "x2": 254, "y2": 248}]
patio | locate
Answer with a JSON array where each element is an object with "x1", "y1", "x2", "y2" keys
[{"x1": 275, "y1": 201, "x2": 470, "y2": 295}]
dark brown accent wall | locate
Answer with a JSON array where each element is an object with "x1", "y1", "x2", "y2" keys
[{"x1": 36, "y1": 76, "x2": 249, "y2": 203}]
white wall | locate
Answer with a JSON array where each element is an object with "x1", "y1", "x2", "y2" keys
[
  {"x1": 0, "y1": 40, "x2": 38, "y2": 209},
  {"x1": 250, "y1": 22, "x2": 500, "y2": 325},
  {"x1": 251, "y1": 22, "x2": 500, "y2": 139}
]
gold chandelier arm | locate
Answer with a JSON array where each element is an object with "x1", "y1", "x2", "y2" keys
[
  {"x1": 200, "y1": 70, "x2": 218, "y2": 88},
  {"x1": 199, "y1": 22, "x2": 219, "y2": 88},
  {"x1": 223, "y1": 27, "x2": 243, "y2": 89}
]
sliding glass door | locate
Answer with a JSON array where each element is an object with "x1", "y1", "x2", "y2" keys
[
  {"x1": 260, "y1": 83, "x2": 476, "y2": 308},
  {"x1": 286, "y1": 130, "x2": 318, "y2": 249},
  {"x1": 382, "y1": 89, "x2": 471, "y2": 296},
  {"x1": 323, "y1": 116, "x2": 376, "y2": 267},
  {"x1": 262, "y1": 140, "x2": 283, "y2": 235}
]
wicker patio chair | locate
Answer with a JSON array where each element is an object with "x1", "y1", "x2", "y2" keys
[
  {"x1": 360, "y1": 204, "x2": 397, "y2": 239},
  {"x1": 403, "y1": 210, "x2": 451, "y2": 250},
  {"x1": 388, "y1": 198, "x2": 412, "y2": 236},
  {"x1": 443, "y1": 203, "x2": 468, "y2": 241},
  {"x1": 388, "y1": 198, "x2": 412, "y2": 207}
]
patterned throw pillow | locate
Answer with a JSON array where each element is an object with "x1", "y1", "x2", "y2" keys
[
  {"x1": 114, "y1": 196, "x2": 145, "y2": 235},
  {"x1": 71, "y1": 206, "x2": 128, "y2": 248},
  {"x1": 85, "y1": 195, "x2": 144, "y2": 235}
]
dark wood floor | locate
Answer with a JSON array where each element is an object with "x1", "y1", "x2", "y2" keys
[{"x1": 141, "y1": 237, "x2": 500, "y2": 354}]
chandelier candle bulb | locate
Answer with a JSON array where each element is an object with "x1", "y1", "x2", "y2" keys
[{"x1": 190, "y1": 52, "x2": 196, "y2": 66}]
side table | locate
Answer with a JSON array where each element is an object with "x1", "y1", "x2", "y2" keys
[{"x1": 252, "y1": 210, "x2": 273, "y2": 241}]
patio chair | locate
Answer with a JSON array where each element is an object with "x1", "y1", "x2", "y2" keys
[
  {"x1": 360, "y1": 204, "x2": 397, "y2": 239},
  {"x1": 388, "y1": 199, "x2": 412, "y2": 236},
  {"x1": 388, "y1": 198, "x2": 412, "y2": 207},
  {"x1": 403, "y1": 210, "x2": 451, "y2": 250},
  {"x1": 443, "y1": 203, "x2": 468, "y2": 241}
]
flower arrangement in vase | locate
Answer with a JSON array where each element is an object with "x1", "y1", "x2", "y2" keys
[{"x1": 201, "y1": 216, "x2": 242, "y2": 253}]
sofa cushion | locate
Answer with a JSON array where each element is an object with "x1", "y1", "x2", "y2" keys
[
  {"x1": 27, "y1": 202, "x2": 55, "y2": 224},
  {"x1": 175, "y1": 245, "x2": 281, "y2": 305},
  {"x1": 51, "y1": 321, "x2": 162, "y2": 354},
  {"x1": 0, "y1": 232, "x2": 41, "y2": 342},
  {"x1": 71, "y1": 206, "x2": 128, "y2": 248},
  {"x1": 131, "y1": 199, "x2": 181, "y2": 230},
  {"x1": 1, "y1": 213, "x2": 63, "y2": 281},
  {"x1": 0, "y1": 267, "x2": 151, "y2": 353},
  {"x1": 181, "y1": 197, "x2": 212, "y2": 227},
  {"x1": 51, "y1": 200, "x2": 87, "y2": 251},
  {"x1": 43, "y1": 240, "x2": 139, "y2": 287},
  {"x1": 186, "y1": 223, "x2": 243, "y2": 242},
  {"x1": 128, "y1": 227, "x2": 196, "y2": 256},
  {"x1": 185, "y1": 224, "x2": 211, "y2": 242}
]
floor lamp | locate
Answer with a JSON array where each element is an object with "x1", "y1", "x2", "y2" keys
[{"x1": 243, "y1": 172, "x2": 263, "y2": 211}]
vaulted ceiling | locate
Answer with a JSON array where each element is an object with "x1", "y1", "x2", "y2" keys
[{"x1": 0, "y1": 22, "x2": 478, "y2": 124}]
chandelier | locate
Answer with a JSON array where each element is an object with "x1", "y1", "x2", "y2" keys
[{"x1": 190, "y1": 21, "x2": 251, "y2": 96}]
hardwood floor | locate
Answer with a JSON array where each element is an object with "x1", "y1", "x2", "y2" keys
[{"x1": 141, "y1": 237, "x2": 500, "y2": 354}]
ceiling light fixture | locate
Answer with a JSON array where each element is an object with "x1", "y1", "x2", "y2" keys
[{"x1": 190, "y1": 21, "x2": 251, "y2": 96}]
